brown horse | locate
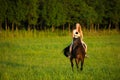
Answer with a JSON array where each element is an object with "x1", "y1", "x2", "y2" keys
[{"x1": 63, "y1": 37, "x2": 86, "y2": 71}]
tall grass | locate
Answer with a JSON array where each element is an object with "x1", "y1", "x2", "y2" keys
[
  {"x1": 0, "y1": 29, "x2": 70, "y2": 39},
  {"x1": 0, "y1": 30, "x2": 120, "y2": 80},
  {"x1": 0, "y1": 29, "x2": 119, "y2": 39}
]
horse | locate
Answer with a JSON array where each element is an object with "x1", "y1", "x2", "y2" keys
[{"x1": 63, "y1": 37, "x2": 86, "y2": 71}]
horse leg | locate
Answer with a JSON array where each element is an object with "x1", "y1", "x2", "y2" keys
[
  {"x1": 75, "y1": 58, "x2": 79, "y2": 71},
  {"x1": 70, "y1": 58, "x2": 74, "y2": 71},
  {"x1": 80, "y1": 59, "x2": 84, "y2": 71}
]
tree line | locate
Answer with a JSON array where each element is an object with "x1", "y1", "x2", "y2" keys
[{"x1": 0, "y1": 0, "x2": 120, "y2": 31}]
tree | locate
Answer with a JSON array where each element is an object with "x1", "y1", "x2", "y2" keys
[
  {"x1": 91, "y1": 0, "x2": 105, "y2": 30},
  {"x1": 40, "y1": 0, "x2": 67, "y2": 31},
  {"x1": 84, "y1": 0, "x2": 105, "y2": 30},
  {"x1": 6, "y1": 0, "x2": 15, "y2": 31},
  {"x1": 13, "y1": 0, "x2": 28, "y2": 30},
  {"x1": 25, "y1": 0, "x2": 39, "y2": 31},
  {"x1": 110, "y1": 0, "x2": 120, "y2": 30},
  {"x1": 103, "y1": 0, "x2": 120, "y2": 30},
  {"x1": 0, "y1": 0, "x2": 9, "y2": 30},
  {"x1": 62, "y1": 0, "x2": 97, "y2": 31},
  {"x1": 0, "y1": 0, "x2": 7, "y2": 30}
]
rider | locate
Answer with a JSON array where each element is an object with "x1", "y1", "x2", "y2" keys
[{"x1": 69, "y1": 23, "x2": 88, "y2": 57}]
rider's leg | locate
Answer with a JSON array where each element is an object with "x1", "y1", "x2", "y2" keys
[
  {"x1": 82, "y1": 41, "x2": 89, "y2": 58},
  {"x1": 82, "y1": 41, "x2": 87, "y2": 52}
]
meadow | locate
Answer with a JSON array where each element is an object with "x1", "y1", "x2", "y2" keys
[{"x1": 0, "y1": 30, "x2": 120, "y2": 80}]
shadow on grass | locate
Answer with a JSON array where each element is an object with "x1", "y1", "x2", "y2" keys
[
  {"x1": 0, "y1": 61, "x2": 39, "y2": 69},
  {"x1": 0, "y1": 61, "x2": 28, "y2": 67}
]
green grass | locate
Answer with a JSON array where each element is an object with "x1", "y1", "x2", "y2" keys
[{"x1": 0, "y1": 30, "x2": 120, "y2": 80}]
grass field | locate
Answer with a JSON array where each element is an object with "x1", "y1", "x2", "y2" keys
[{"x1": 0, "y1": 30, "x2": 120, "y2": 80}]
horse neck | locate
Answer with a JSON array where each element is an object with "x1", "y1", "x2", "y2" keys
[
  {"x1": 73, "y1": 37, "x2": 82, "y2": 44},
  {"x1": 78, "y1": 39, "x2": 82, "y2": 45}
]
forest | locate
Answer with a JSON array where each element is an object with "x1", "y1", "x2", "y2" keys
[{"x1": 0, "y1": 0, "x2": 120, "y2": 31}]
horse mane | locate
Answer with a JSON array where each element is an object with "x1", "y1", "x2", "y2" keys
[{"x1": 73, "y1": 37, "x2": 82, "y2": 48}]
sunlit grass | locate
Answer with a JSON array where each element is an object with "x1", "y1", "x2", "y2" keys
[{"x1": 0, "y1": 30, "x2": 120, "y2": 80}]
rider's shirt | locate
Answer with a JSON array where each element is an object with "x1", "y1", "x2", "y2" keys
[{"x1": 73, "y1": 29, "x2": 80, "y2": 38}]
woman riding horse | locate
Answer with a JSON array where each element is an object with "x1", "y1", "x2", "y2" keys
[
  {"x1": 63, "y1": 23, "x2": 87, "y2": 71},
  {"x1": 70, "y1": 34, "x2": 86, "y2": 71},
  {"x1": 69, "y1": 23, "x2": 88, "y2": 57}
]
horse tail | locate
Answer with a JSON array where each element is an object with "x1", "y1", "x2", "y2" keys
[{"x1": 63, "y1": 45, "x2": 71, "y2": 57}]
